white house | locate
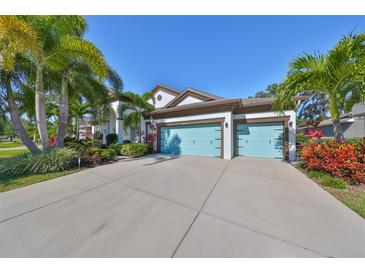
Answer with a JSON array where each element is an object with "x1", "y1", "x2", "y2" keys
[{"x1": 93, "y1": 84, "x2": 306, "y2": 161}]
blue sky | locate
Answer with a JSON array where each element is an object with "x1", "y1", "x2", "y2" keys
[{"x1": 85, "y1": 16, "x2": 365, "y2": 98}]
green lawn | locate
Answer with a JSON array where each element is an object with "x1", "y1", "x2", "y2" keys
[
  {"x1": 0, "y1": 148, "x2": 29, "y2": 159},
  {"x1": 0, "y1": 142, "x2": 22, "y2": 148},
  {"x1": 325, "y1": 186, "x2": 365, "y2": 219},
  {"x1": 296, "y1": 163, "x2": 365, "y2": 219},
  {"x1": 0, "y1": 169, "x2": 80, "y2": 192}
]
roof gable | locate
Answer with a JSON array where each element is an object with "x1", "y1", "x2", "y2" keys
[
  {"x1": 164, "y1": 88, "x2": 223, "y2": 108},
  {"x1": 149, "y1": 84, "x2": 180, "y2": 97}
]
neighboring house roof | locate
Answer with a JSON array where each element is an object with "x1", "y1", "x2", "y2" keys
[
  {"x1": 351, "y1": 103, "x2": 365, "y2": 117},
  {"x1": 317, "y1": 117, "x2": 355, "y2": 127}
]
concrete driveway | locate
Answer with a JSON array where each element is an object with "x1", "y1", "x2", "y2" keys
[{"x1": 1, "y1": 155, "x2": 364, "y2": 257}]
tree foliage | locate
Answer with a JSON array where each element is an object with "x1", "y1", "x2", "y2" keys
[{"x1": 274, "y1": 33, "x2": 365, "y2": 141}]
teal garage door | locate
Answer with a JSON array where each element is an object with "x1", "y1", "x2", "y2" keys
[
  {"x1": 235, "y1": 122, "x2": 284, "y2": 159},
  {"x1": 160, "y1": 124, "x2": 222, "y2": 158}
]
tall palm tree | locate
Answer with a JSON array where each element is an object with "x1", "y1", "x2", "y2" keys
[
  {"x1": 118, "y1": 92, "x2": 154, "y2": 143},
  {"x1": 0, "y1": 69, "x2": 40, "y2": 153},
  {"x1": 0, "y1": 16, "x2": 41, "y2": 153},
  {"x1": 21, "y1": 16, "x2": 89, "y2": 150},
  {"x1": 274, "y1": 33, "x2": 365, "y2": 142}
]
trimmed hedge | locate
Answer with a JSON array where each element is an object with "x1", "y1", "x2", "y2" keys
[
  {"x1": 100, "y1": 149, "x2": 117, "y2": 161},
  {"x1": 108, "y1": 143, "x2": 123, "y2": 155},
  {"x1": 120, "y1": 143, "x2": 148, "y2": 157}
]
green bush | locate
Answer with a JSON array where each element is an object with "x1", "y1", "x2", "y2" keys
[
  {"x1": 0, "y1": 148, "x2": 78, "y2": 177},
  {"x1": 296, "y1": 133, "x2": 313, "y2": 145},
  {"x1": 108, "y1": 143, "x2": 123, "y2": 155},
  {"x1": 100, "y1": 149, "x2": 117, "y2": 161},
  {"x1": 120, "y1": 143, "x2": 148, "y2": 157},
  {"x1": 106, "y1": 133, "x2": 118, "y2": 145},
  {"x1": 93, "y1": 131, "x2": 103, "y2": 141}
]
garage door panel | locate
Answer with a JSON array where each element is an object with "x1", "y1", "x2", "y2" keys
[
  {"x1": 160, "y1": 124, "x2": 221, "y2": 158},
  {"x1": 235, "y1": 122, "x2": 283, "y2": 159}
]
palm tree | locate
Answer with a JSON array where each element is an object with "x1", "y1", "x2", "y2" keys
[
  {"x1": 21, "y1": 16, "x2": 90, "y2": 150},
  {"x1": 0, "y1": 69, "x2": 41, "y2": 153},
  {"x1": 274, "y1": 33, "x2": 365, "y2": 142},
  {"x1": 69, "y1": 97, "x2": 93, "y2": 140},
  {"x1": 118, "y1": 92, "x2": 154, "y2": 143},
  {"x1": 0, "y1": 16, "x2": 41, "y2": 153}
]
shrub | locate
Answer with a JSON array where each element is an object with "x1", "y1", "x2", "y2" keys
[
  {"x1": 106, "y1": 133, "x2": 118, "y2": 146},
  {"x1": 78, "y1": 147, "x2": 102, "y2": 166},
  {"x1": 93, "y1": 131, "x2": 103, "y2": 141},
  {"x1": 301, "y1": 139, "x2": 365, "y2": 184},
  {"x1": 0, "y1": 148, "x2": 78, "y2": 176},
  {"x1": 120, "y1": 143, "x2": 148, "y2": 157},
  {"x1": 108, "y1": 143, "x2": 123, "y2": 155},
  {"x1": 64, "y1": 137, "x2": 101, "y2": 151},
  {"x1": 296, "y1": 133, "x2": 313, "y2": 145},
  {"x1": 100, "y1": 149, "x2": 117, "y2": 161}
]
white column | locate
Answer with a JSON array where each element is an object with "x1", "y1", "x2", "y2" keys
[
  {"x1": 223, "y1": 111, "x2": 233, "y2": 160},
  {"x1": 288, "y1": 110, "x2": 296, "y2": 162}
]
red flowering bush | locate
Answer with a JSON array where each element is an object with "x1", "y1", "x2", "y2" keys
[
  {"x1": 305, "y1": 129, "x2": 323, "y2": 139},
  {"x1": 301, "y1": 139, "x2": 365, "y2": 184}
]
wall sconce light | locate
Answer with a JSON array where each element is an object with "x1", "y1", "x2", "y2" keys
[
  {"x1": 225, "y1": 122, "x2": 228, "y2": 128},
  {"x1": 288, "y1": 121, "x2": 293, "y2": 127}
]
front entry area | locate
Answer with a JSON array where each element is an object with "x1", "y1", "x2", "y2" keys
[
  {"x1": 159, "y1": 123, "x2": 222, "y2": 158},
  {"x1": 235, "y1": 122, "x2": 284, "y2": 159}
]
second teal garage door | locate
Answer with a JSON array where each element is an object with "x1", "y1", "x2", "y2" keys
[
  {"x1": 160, "y1": 124, "x2": 222, "y2": 158},
  {"x1": 235, "y1": 122, "x2": 284, "y2": 159}
]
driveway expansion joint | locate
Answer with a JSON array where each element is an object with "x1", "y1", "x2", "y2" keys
[
  {"x1": 0, "y1": 164, "x2": 153, "y2": 223},
  {"x1": 170, "y1": 160, "x2": 231, "y2": 258},
  {"x1": 201, "y1": 211, "x2": 330, "y2": 258}
]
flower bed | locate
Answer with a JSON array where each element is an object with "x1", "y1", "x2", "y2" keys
[{"x1": 301, "y1": 139, "x2": 365, "y2": 185}]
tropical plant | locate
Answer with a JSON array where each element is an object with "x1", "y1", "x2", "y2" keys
[
  {"x1": 118, "y1": 92, "x2": 154, "y2": 142},
  {"x1": 274, "y1": 33, "x2": 365, "y2": 142},
  {"x1": 0, "y1": 148, "x2": 78, "y2": 176},
  {"x1": 68, "y1": 97, "x2": 93, "y2": 140}
]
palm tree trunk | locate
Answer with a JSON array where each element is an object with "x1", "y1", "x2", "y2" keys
[
  {"x1": 76, "y1": 117, "x2": 80, "y2": 140},
  {"x1": 35, "y1": 65, "x2": 50, "y2": 150},
  {"x1": 4, "y1": 76, "x2": 40, "y2": 154},
  {"x1": 329, "y1": 95, "x2": 344, "y2": 142},
  {"x1": 56, "y1": 77, "x2": 69, "y2": 148}
]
